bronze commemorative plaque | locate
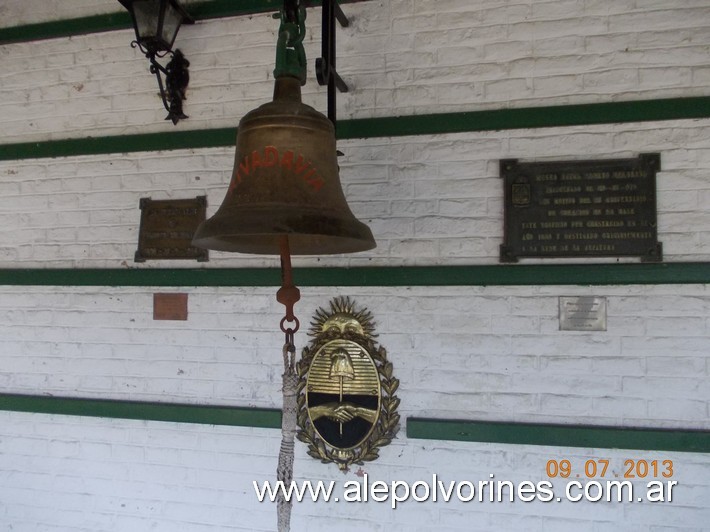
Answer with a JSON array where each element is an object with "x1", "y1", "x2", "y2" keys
[
  {"x1": 500, "y1": 153, "x2": 662, "y2": 262},
  {"x1": 135, "y1": 197, "x2": 208, "y2": 262},
  {"x1": 153, "y1": 293, "x2": 188, "y2": 321}
]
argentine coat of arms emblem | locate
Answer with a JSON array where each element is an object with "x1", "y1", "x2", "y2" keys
[{"x1": 296, "y1": 297, "x2": 400, "y2": 471}]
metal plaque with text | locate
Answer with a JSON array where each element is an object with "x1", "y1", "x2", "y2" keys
[
  {"x1": 135, "y1": 197, "x2": 208, "y2": 262},
  {"x1": 500, "y1": 154, "x2": 662, "y2": 262},
  {"x1": 559, "y1": 296, "x2": 607, "y2": 331}
]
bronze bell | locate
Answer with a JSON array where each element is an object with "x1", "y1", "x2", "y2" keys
[{"x1": 192, "y1": 76, "x2": 375, "y2": 255}]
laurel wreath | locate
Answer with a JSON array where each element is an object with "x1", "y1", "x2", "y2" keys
[{"x1": 296, "y1": 337, "x2": 400, "y2": 472}]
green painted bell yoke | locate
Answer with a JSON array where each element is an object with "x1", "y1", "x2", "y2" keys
[{"x1": 273, "y1": 5, "x2": 307, "y2": 85}]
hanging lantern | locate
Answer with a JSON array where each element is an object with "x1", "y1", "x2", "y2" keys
[
  {"x1": 119, "y1": 0, "x2": 192, "y2": 55},
  {"x1": 118, "y1": 0, "x2": 194, "y2": 124}
]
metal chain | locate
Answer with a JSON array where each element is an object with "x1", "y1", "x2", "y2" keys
[{"x1": 277, "y1": 236, "x2": 301, "y2": 340}]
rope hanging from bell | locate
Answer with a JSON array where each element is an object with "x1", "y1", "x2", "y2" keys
[{"x1": 276, "y1": 236, "x2": 300, "y2": 532}]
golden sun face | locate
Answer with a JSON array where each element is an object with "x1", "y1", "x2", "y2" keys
[
  {"x1": 309, "y1": 296, "x2": 376, "y2": 339},
  {"x1": 321, "y1": 314, "x2": 365, "y2": 336}
]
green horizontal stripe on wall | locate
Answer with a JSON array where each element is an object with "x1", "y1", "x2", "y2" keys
[
  {"x1": 0, "y1": 12, "x2": 132, "y2": 45},
  {"x1": 407, "y1": 418, "x2": 710, "y2": 454},
  {"x1": 340, "y1": 96, "x2": 710, "y2": 139},
  {"x1": 0, "y1": 263, "x2": 708, "y2": 287},
  {"x1": 1, "y1": 96, "x2": 709, "y2": 162},
  {"x1": 2, "y1": 394, "x2": 707, "y2": 453},
  {"x1": 0, "y1": 393, "x2": 281, "y2": 429},
  {"x1": 0, "y1": 128, "x2": 236, "y2": 162},
  {"x1": 0, "y1": 0, "x2": 371, "y2": 45}
]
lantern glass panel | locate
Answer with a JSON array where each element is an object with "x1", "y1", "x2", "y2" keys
[
  {"x1": 133, "y1": 0, "x2": 161, "y2": 40},
  {"x1": 161, "y1": 2, "x2": 183, "y2": 48}
]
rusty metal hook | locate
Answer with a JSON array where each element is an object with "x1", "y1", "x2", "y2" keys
[{"x1": 277, "y1": 235, "x2": 301, "y2": 339}]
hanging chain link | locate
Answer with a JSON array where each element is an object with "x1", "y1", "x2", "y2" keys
[{"x1": 277, "y1": 236, "x2": 301, "y2": 346}]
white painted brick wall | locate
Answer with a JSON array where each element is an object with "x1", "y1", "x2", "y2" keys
[
  {"x1": 0, "y1": 0, "x2": 117, "y2": 28},
  {"x1": 2, "y1": 1, "x2": 710, "y2": 141},
  {"x1": 1, "y1": 121, "x2": 710, "y2": 268},
  {"x1": 0, "y1": 284, "x2": 709, "y2": 530},
  {"x1": 1, "y1": 411, "x2": 709, "y2": 531},
  {"x1": 1, "y1": 1, "x2": 709, "y2": 531},
  {"x1": 0, "y1": 285, "x2": 708, "y2": 428}
]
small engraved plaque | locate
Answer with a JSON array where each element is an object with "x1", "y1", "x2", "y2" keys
[
  {"x1": 153, "y1": 293, "x2": 188, "y2": 321},
  {"x1": 559, "y1": 296, "x2": 607, "y2": 331},
  {"x1": 500, "y1": 154, "x2": 662, "y2": 262},
  {"x1": 135, "y1": 197, "x2": 208, "y2": 262}
]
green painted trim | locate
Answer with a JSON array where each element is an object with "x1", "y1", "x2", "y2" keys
[
  {"x1": 0, "y1": 263, "x2": 707, "y2": 287},
  {"x1": 407, "y1": 418, "x2": 710, "y2": 454},
  {"x1": 2, "y1": 97, "x2": 709, "y2": 161},
  {"x1": 0, "y1": 393, "x2": 281, "y2": 429},
  {"x1": 0, "y1": 0, "x2": 371, "y2": 45},
  {"x1": 0, "y1": 12, "x2": 131, "y2": 45},
  {"x1": 339, "y1": 96, "x2": 710, "y2": 138},
  {"x1": 0, "y1": 128, "x2": 236, "y2": 162},
  {"x1": 2, "y1": 394, "x2": 707, "y2": 453}
]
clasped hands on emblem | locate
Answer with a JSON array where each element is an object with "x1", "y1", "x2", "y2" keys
[{"x1": 309, "y1": 402, "x2": 378, "y2": 424}]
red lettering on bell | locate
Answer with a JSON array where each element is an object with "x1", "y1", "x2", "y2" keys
[
  {"x1": 251, "y1": 150, "x2": 263, "y2": 169},
  {"x1": 302, "y1": 168, "x2": 324, "y2": 191},
  {"x1": 307, "y1": 177, "x2": 325, "y2": 192},
  {"x1": 238, "y1": 158, "x2": 250, "y2": 179},
  {"x1": 281, "y1": 150, "x2": 294, "y2": 170},
  {"x1": 294, "y1": 154, "x2": 310, "y2": 174},
  {"x1": 229, "y1": 147, "x2": 324, "y2": 193},
  {"x1": 264, "y1": 146, "x2": 278, "y2": 166}
]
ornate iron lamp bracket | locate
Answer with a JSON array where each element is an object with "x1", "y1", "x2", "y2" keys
[{"x1": 131, "y1": 41, "x2": 190, "y2": 125}]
